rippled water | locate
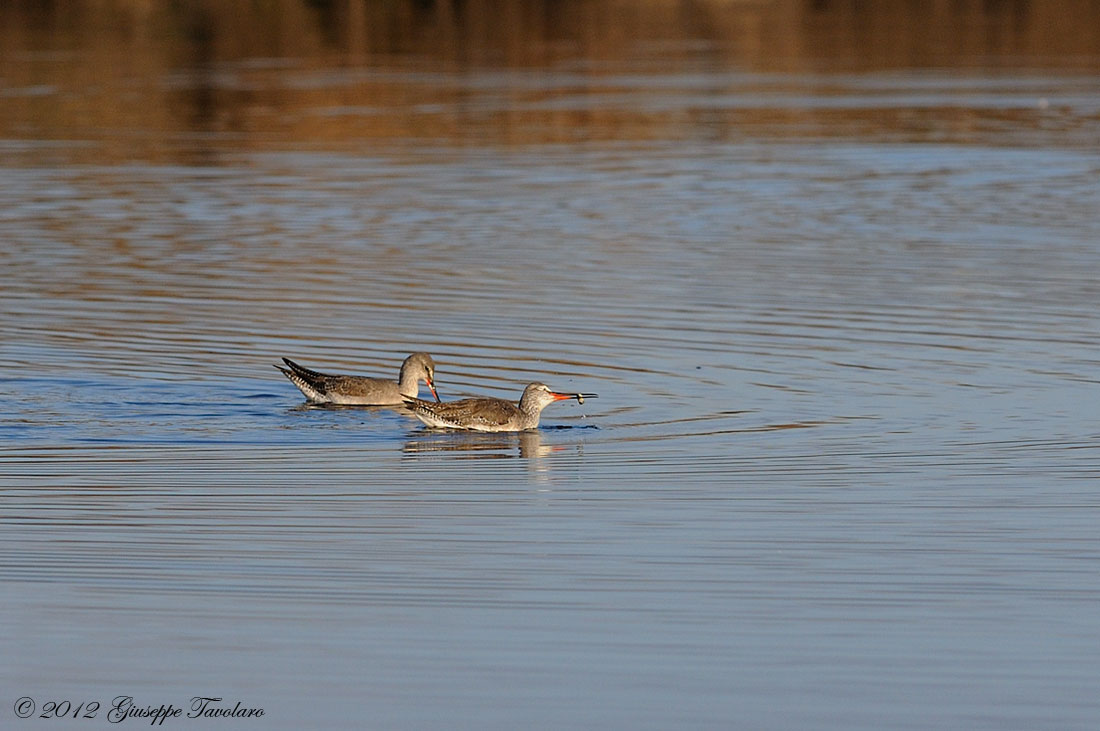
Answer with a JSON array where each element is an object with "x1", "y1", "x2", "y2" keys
[{"x1": 4, "y1": 2, "x2": 1100, "y2": 728}]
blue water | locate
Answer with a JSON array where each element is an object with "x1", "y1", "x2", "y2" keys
[{"x1": 3, "y1": 9, "x2": 1100, "y2": 728}]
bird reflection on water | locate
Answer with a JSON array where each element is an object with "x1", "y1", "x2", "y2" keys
[{"x1": 402, "y1": 427, "x2": 594, "y2": 462}]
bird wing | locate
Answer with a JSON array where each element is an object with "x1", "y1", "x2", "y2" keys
[{"x1": 405, "y1": 397, "x2": 519, "y2": 429}]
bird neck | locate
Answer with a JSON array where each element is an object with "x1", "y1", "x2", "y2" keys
[
  {"x1": 517, "y1": 396, "x2": 546, "y2": 419},
  {"x1": 397, "y1": 368, "x2": 420, "y2": 397}
]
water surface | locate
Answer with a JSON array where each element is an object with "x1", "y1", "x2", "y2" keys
[{"x1": 3, "y1": 2, "x2": 1100, "y2": 728}]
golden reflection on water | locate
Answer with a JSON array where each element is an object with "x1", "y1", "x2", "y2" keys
[{"x1": 2, "y1": 0, "x2": 1098, "y2": 162}]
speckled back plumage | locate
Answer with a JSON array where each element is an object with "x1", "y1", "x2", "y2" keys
[
  {"x1": 404, "y1": 395, "x2": 528, "y2": 431},
  {"x1": 404, "y1": 383, "x2": 579, "y2": 432}
]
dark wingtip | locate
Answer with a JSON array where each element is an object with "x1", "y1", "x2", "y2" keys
[
  {"x1": 279, "y1": 357, "x2": 328, "y2": 382},
  {"x1": 402, "y1": 398, "x2": 426, "y2": 414}
]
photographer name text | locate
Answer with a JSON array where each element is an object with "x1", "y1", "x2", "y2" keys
[{"x1": 13, "y1": 696, "x2": 264, "y2": 725}]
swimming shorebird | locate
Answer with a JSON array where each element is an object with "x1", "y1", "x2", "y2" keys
[
  {"x1": 403, "y1": 382, "x2": 596, "y2": 432},
  {"x1": 275, "y1": 352, "x2": 439, "y2": 405}
]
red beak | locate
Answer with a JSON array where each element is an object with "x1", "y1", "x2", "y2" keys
[{"x1": 552, "y1": 392, "x2": 598, "y2": 402}]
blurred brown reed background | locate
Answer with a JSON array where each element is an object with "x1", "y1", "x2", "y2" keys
[{"x1": 3, "y1": 0, "x2": 1098, "y2": 163}]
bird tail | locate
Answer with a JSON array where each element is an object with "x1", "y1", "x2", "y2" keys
[{"x1": 274, "y1": 357, "x2": 329, "y2": 399}]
